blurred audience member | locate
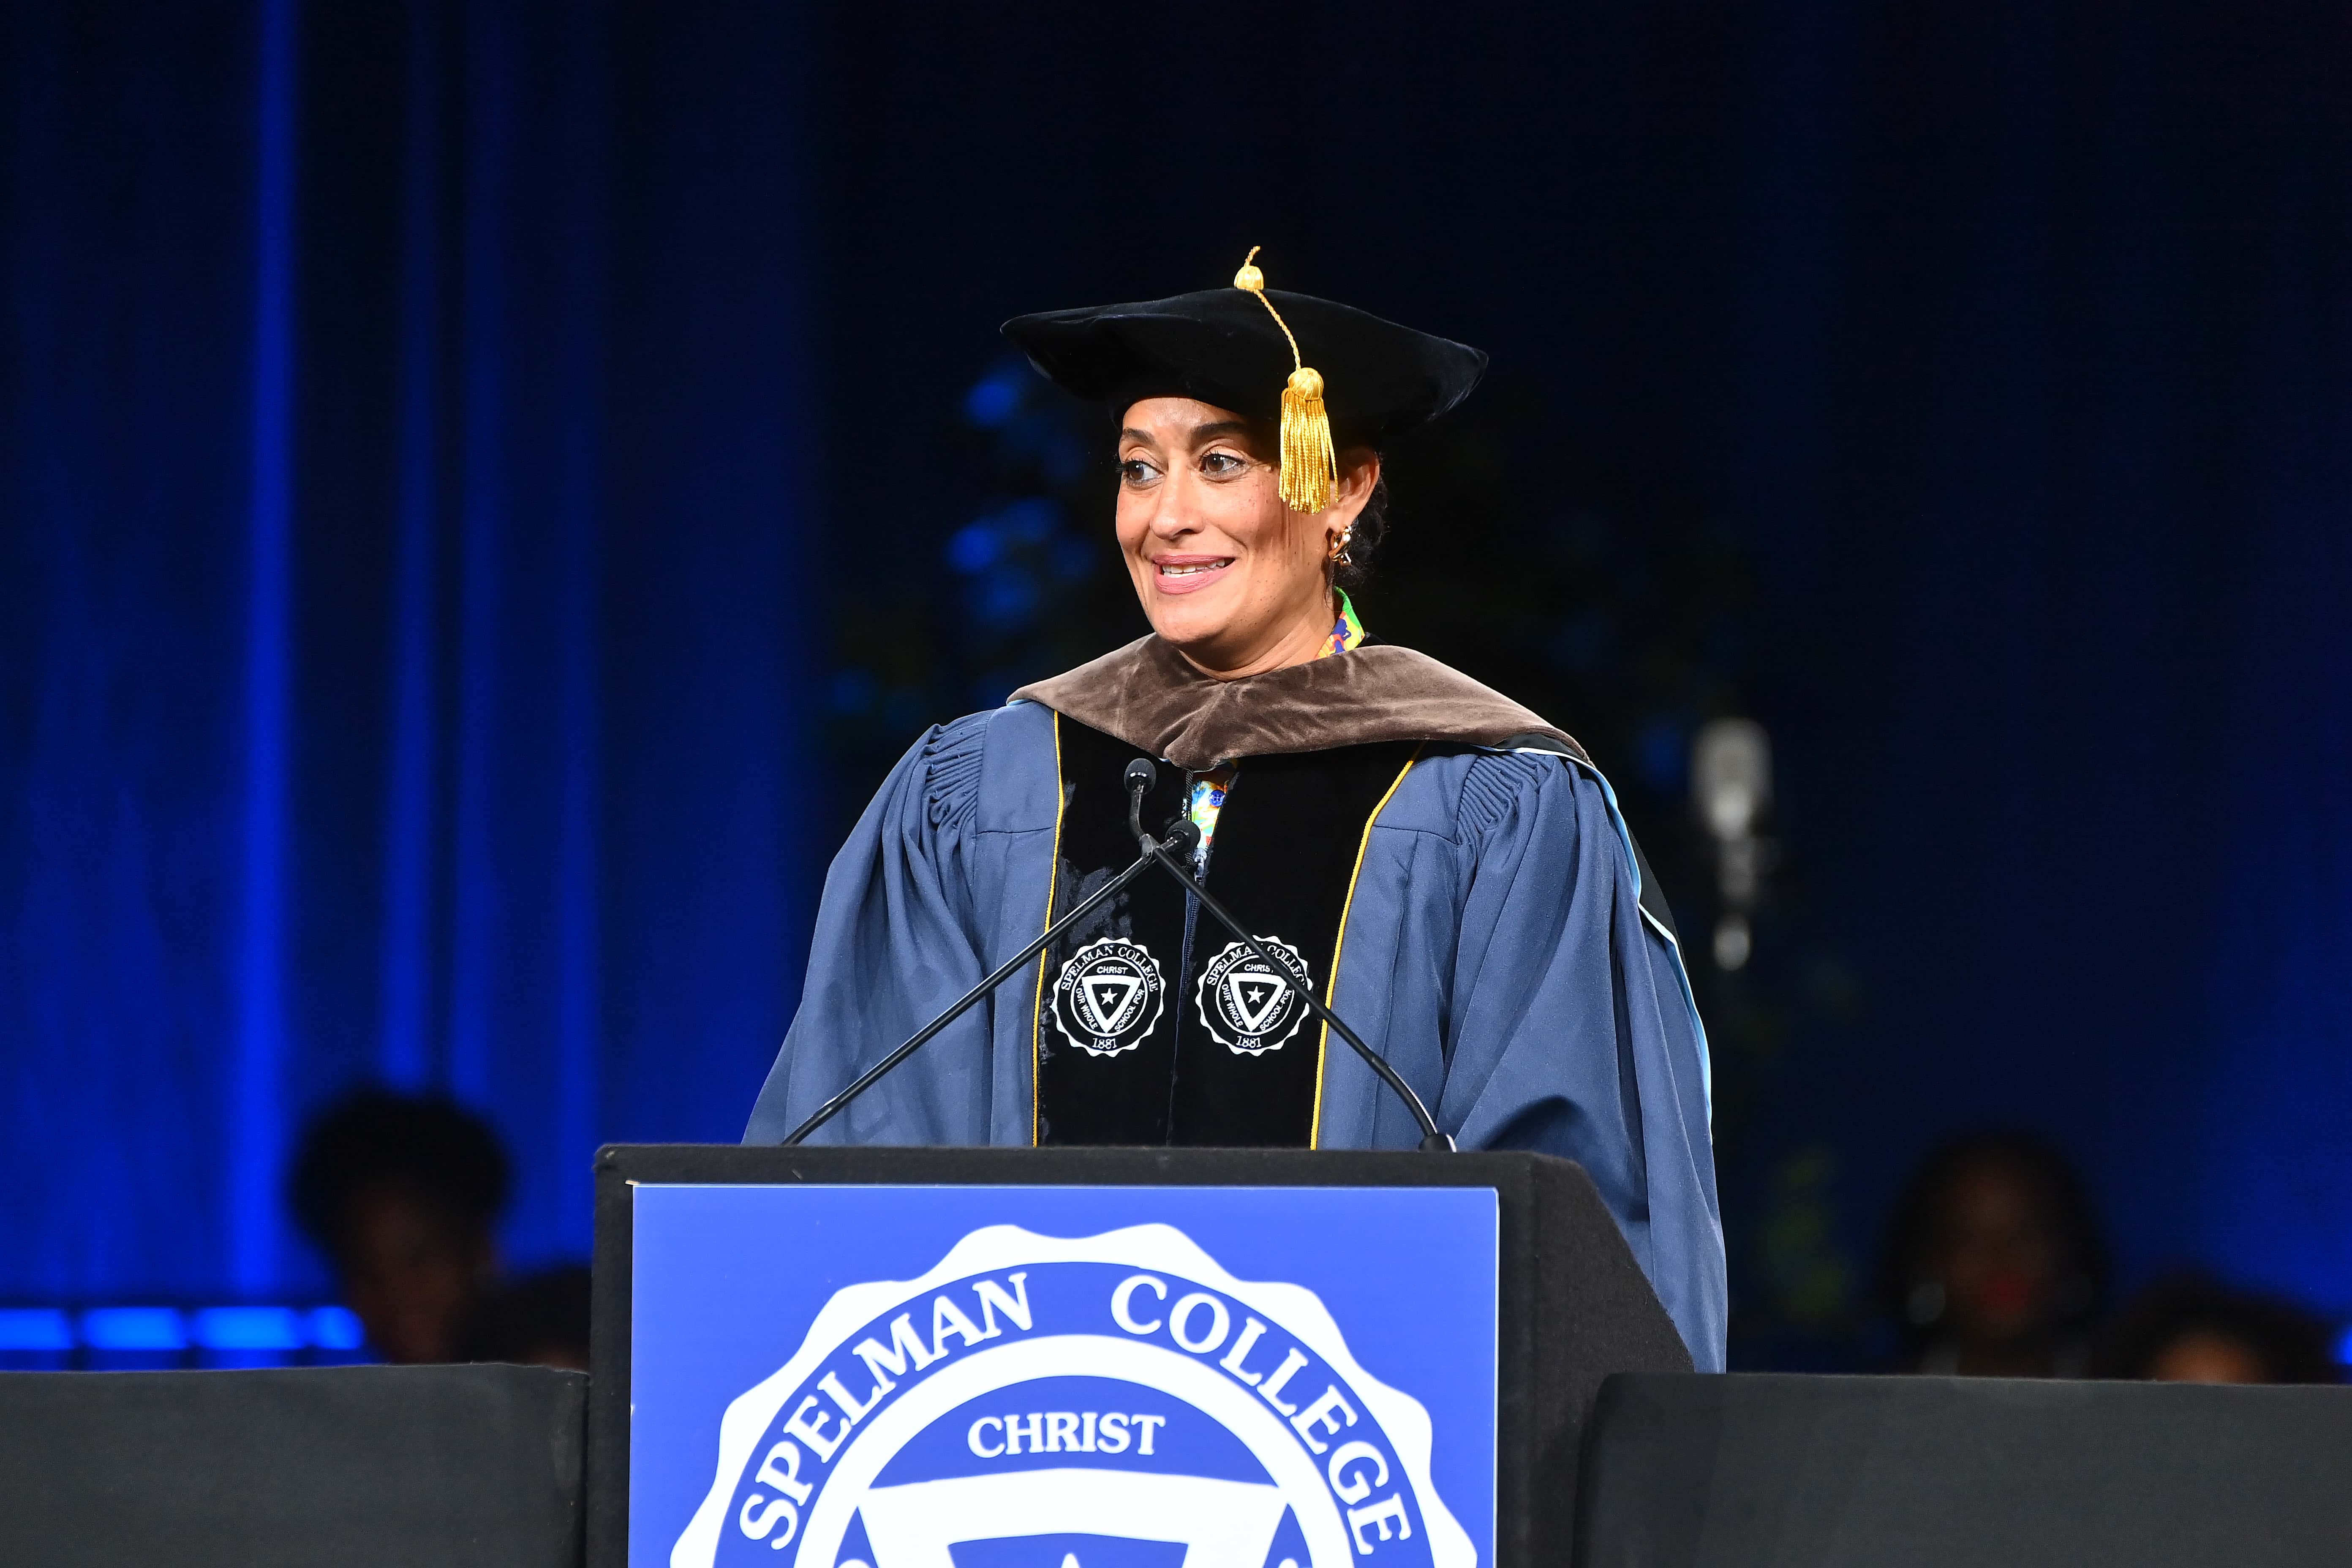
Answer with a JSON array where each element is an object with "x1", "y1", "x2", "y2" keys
[
  {"x1": 468, "y1": 1264, "x2": 593, "y2": 1371},
  {"x1": 2093, "y1": 1270, "x2": 2344, "y2": 1385},
  {"x1": 1875, "y1": 1131, "x2": 2109, "y2": 1377},
  {"x1": 290, "y1": 1089, "x2": 509, "y2": 1364}
]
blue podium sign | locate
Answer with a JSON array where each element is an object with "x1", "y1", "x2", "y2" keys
[{"x1": 630, "y1": 1184, "x2": 1498, "y2": 1568}]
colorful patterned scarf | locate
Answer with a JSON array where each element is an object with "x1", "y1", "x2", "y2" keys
[{"x1": 1187, "y1": 590, "x2": 1364, "y2": 867}]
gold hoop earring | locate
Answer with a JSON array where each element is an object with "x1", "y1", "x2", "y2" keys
[{"x1": 1327, "y1": 526, "x2": 1354, "y2": 566}]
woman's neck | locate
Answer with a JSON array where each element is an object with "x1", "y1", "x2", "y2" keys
[{"x1": 1170, "y1": 590, "x2": 1339, "y2": 681}]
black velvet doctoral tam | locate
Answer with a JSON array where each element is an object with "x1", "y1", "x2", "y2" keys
[{"x1": 1001, "y1": 287, "x2": 1488, "y2": 446}]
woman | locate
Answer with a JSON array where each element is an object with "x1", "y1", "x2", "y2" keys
[
  {"x1": 747, "y1": 253, "x2": 1723, "y2": 1368},
  {"x1": 1873, "y1": 1131, "x2": 2109, "y2": 1377}
]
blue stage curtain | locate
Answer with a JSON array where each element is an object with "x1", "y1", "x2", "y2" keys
[
  {"x1": 6, "y1": 0, "x2": 2347, "y2": 1318},
  {"x1": 1718, "y1": 0, "x2": 2352, "y2": 1304},
  {"x1": 0, "y1": 0, "x2": 817, "y2": 1299}
]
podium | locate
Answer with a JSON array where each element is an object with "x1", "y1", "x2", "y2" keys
[{"x1": 588, "y1": 1145, "x2": 1690, "y2": 1568}]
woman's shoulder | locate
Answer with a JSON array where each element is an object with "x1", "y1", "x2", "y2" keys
[
  {"x1": 1392, "y1": 742, "x2": 1678, "y2": 935},
  {"x1": 1373, "y1": 747, "x2": 1655, "y2": 870},
  {"x1": 1385, "y1": 741, "x2": 1606, "y2": 843},
  {"x1": 889, "y1": 701, "x2": 1059, "y2": 836}
]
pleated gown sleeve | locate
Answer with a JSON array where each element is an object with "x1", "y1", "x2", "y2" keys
[
  {"x1": 742, "y1": 703, "x2": 1059, "y2": 1147},
  {"x1": 1319, "y1": 748, "x2": 1727, "y2": 1370}
]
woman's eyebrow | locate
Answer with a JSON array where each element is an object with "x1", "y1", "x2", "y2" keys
[{"x1": 1121, "y1": 419, "x2": 1253, "y2": 447}]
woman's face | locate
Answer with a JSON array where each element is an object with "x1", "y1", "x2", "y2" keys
[
  {"x1": 1927, "y1": 1154, "x2": 2069, "y2": 1344},
  {"x1": 1114, "y1": 397, "x2": 1376, "y2": 678}
]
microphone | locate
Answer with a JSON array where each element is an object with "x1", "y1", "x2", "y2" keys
[
  {"x1": 1127, "y1": 765, "x2": 1454, "y2": 1154},
  {"x1": 1124, "y1": 757, "x2": 1156, "y2": 840},
  {"x1": 779, "y1": 759, "x2": 1176, "y2": 1145}
]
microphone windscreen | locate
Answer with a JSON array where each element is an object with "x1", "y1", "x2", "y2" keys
[{"x1": 1124, "y1": 757, "x2": 1157, "y2": 793}]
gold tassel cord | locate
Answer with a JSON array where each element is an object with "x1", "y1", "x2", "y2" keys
[
  {"x1": 1234, "y1": 247, "x2": 1338, "y2": 514},
  {"x1": 1279, "y1": 367, "x2": 1337, "y2": 517}
]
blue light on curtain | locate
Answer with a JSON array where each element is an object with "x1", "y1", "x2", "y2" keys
[
  {"x1": 377, "y1": 0, "x2": 446, "y2": 1096},
  {"x1": 232, "y1": 0, "x2": 299, "y2": 1299},
  {"x1": 1, "y1": 0, "x2": 817, "y2": 1300},
  {"x1": 3, "y1": 1, "x2": 261, "y2": 1298},
  {"x1": 447, "y1": 0, "x2": 511, "y2": 1114},
  {"x1": 2202, "y1": 230, "x2": 2352, "y2": 1305},
  {"x1": 548, "y1": 2, "x2": 610, "y2": 1216}
]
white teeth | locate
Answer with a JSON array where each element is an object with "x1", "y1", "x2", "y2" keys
[{"x1": 1160, "y1": 561, "x2": 1230, "y2": 576}]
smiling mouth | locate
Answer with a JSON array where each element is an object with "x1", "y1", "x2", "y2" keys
[{"x1": 1157, "y1": 558, "x2": 1234, "y2": 577}]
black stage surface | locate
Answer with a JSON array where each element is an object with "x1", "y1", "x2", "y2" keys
[
  {"x1": 0, "y1": 1363, "x2": 585, "y2": 1568},
  {"x1": 1576, "y1": 1372, "x2": 2352, "y2": 1566},
  {"x1": 5, "y1": 1359, "x2": 2349, "y2": 1564}
]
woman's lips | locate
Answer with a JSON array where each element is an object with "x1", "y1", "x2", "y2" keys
[{"x1": 1152, "y1": 555, "x2": 1235, "y2": 595}]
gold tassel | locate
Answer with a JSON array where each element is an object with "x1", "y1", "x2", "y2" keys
[{"x1": 1234, "y1": 246, "x2": 1338, "y2": 513}]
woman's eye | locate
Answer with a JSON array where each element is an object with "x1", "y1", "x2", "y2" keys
[
  {"x1": 1118, "y1": 457, "x2": 1161, "y2": 485},
  {"x1": 1201, "y1": 451, "x2": 1247, "y2": 477}
]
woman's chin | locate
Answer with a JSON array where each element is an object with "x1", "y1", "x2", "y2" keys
[
  {"x1": 1149, "y1": 615, "x2": 1236, "y2": 660},
  {"x1": 1144, "y1": 593, "x2": 1241, "y2": 651}
]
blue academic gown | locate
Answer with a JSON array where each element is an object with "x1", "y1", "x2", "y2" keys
[{"x1": 746, "y1": 698, "x2": 1727, "y2": 1370}]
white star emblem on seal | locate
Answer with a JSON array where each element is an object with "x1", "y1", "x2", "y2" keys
[
  {"x1": 1193, "y1": 937, "x2": 1313, "y2": 1056},
  {"x1": 1050, "y1": 937, "x2": 1167, "y2": 1057}
]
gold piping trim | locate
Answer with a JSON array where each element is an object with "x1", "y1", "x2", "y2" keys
[
  {"x1": 1311, "y1": 743, "x2": 1424, "y2": 1148},
  {"x1": 1028, "y1": 711, "x2": 1067, "y2": 1148}
]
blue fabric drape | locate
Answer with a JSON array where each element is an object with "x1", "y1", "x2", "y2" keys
[{"x1": 1, "y1": 0, "x2": 817, "y2": 1298}]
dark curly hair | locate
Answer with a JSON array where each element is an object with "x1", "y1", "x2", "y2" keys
[{"x1": 289, "y1": 1089, "x2": 510, "y2": 1266}]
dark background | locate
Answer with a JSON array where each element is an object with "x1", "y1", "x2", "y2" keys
[{"x1": 5, "y1": 0, "x2": 2348, "y2": 1353}]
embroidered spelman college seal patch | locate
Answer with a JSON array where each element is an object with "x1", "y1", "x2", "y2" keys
[
  {"x1": 1195, "y1": 938, "x2": 1313, "y2": 1056},
  {"x1": 1050, "y1": 938, "x2": 1166, "y2": 1058}
]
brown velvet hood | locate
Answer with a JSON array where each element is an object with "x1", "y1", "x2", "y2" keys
[{"x1": 1010, "y1": 635, "x2": 1586, "y2": 771}]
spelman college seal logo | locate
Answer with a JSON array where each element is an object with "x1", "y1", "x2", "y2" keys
[
  {"x1": 1050, "y1": 939, "x2": 1167, "y2": 1058},
  {"x1": 672, "y1": 1225, "x2": 1474, "y2": 1568},
  {"x1": 1193, "y1": 939, "x2": 1313, "y2": 1056}
]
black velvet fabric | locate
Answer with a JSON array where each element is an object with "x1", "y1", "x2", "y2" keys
[
  {"x1": 1574, "y1": 1372, "x2": 2352, "y2": 1568},
  {"x1": 0, "y1": 1364, "x2": 585, "y2": 1568},
  {"x1": 1034, "y1": 717, "x2": 1194, "y2": 1143},
  {"x1": 1037, "y1": 716, "x2": 1419, "y2": 1146},
  {"x1": 1002, "y1": 285, "x2": 1487, "y2": 444}
]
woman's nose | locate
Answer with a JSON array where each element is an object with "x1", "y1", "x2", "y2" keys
[{"x1": 1144, "y1": 490, "x2": 1198, "y2": 536}]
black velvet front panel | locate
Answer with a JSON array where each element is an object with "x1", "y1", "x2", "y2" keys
[
  {"x1": 1035, "y1": 716, "x2": 1418, "y2": 1148},
  {"x1": 1032, "y1": 718, "x2": 1192, "y2": 1145}
]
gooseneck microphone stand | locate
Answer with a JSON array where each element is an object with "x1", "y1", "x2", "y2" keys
[{"x1": 783, "y1": 757, "x2": 1453, "y2": 1152}]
